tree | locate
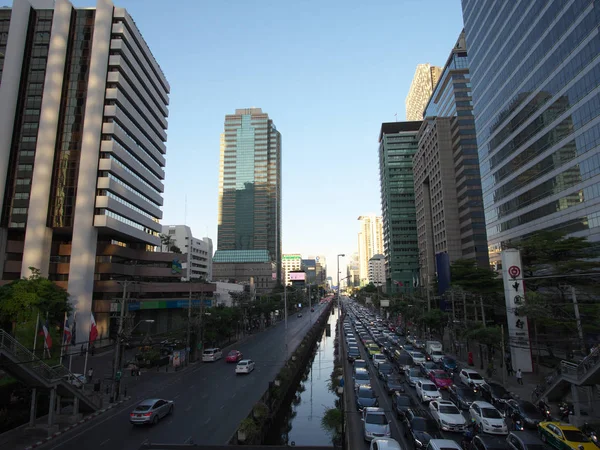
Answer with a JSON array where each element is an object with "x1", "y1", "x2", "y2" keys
[
  {"x1": 450, "y1": 259, "x2": 502, "y2": 294},
  {"x1": 159, "y1": 234, "x2": 174, "y2": 252},
  {"x1": 170, "y1": 245, "x2": 182, "y2": 254}
]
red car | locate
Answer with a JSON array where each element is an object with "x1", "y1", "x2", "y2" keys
[
  {"x1": 429, "y1": 370, "x2": 453, "y2": 389},
  {"x1": 226, "y1": 350, "x2": 243, "y2": 363}
]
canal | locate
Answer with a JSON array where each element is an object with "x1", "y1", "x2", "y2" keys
[{"x1": 266, "y1": 307, "x2": 340, "y2": 446}]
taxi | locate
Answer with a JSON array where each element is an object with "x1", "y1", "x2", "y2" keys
[{"x1": 538, "y1": 422, "x2": 597, "y2": 450}]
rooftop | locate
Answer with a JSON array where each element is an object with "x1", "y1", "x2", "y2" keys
[
  {"x1": 379, "y1": 121, "x2": 422, "y2": 142},
  {"x1": 213, "y1": 250, "x2": 271, "y2": 264}
]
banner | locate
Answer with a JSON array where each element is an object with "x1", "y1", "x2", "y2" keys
[{"x1": 501, "y1": 249, "x2": 533, "y2": 372}]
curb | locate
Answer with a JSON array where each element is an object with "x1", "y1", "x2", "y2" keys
[{"x1": 24, "y1": 396, "x2": 131, "y2": 450}]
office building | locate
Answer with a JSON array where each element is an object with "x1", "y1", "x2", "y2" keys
[
  {"x1": 0, "y1": 0, "x2": 213, "y2": 339},
  {"x1": 161, "y1": 225, "x2": 213, "y2": 281},
  {"x1": 301, "y1": 258, "x2": 317, "y2": 285},
  {"x1": 368, "y1": 254, "x2": 385, "y2": 287},
  {"x1": 461, "y1": 0, "x2": 600, "y2": 266},
  {"x1": 216, "y1": 108, "x2": 282, "y2": 282},
  {"x1": 308, "y1": 254, "x2": 327, "y2": 286},
  {"x1": 357, "y1": 214, "x2": 384, "y2": 285},
  {"x1": 406, "y1": 64, "x2": 443, "y2": 121},
  {"x1": 378, "y1": 122, "x2": 421, "y2": 292},
  {"x1": 346, "y1": 252, "x2": 360, "y2": 287},
  {"x1": 212, "y1": 249, "x2": 276, "y2": 294},
  {"x1": 282, "y1": 253, "x2": 302, "y2": 286},
  {"x1": 413, "y1": 31, "x2": 489, "y2": 287}
]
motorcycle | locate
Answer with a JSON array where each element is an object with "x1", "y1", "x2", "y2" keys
[
  {"x1": 558, "y1": 402, "x2": 573, "y2": 421},
  {"x1": 582, "y1": 423, "x2": 600, "y2": 448},
  {"x1": 538, "y1": 400, "x2": 552, "y2": 421},
  {"x1": 469, "y1": 382, "x2": 480, "y2": 395},
  {"x1": 513, "y1": 420, "x2": 524, "y2": 431}
]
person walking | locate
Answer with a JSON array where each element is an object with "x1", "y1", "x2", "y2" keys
[
  {"x1": 516, "y1": 368, "x2": 523, "y2": 385},
  {"x1": 87, "y1": 367, "x2": 94, "y2": 383}
]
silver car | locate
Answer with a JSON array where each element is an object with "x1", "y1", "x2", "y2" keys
[
  {"x1": 130, "y1": 398, "x2": 174, "y2": 425},
  {"x1": 406, "y1": 367, "x2": 422, "y2": 386},
  {"x1": 362, "y1": 407, "x2": 391, "y2": 441}
]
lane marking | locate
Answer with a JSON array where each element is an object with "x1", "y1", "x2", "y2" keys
[
  {"x1": 231, "y1": 393, "x2": 236, "y2": 398},
  {"x1": 185, "y1": 405, "x2": 192, "y2": 412},
  {"x1": 99, "y1": 439, "x2": 110, "y2": 446},
  {"x1": 220, "y1": 404, "x2": 225, "y2": 409},
  {"x1": 174, "y1": 394, "x2": 180, "y2": 399},
  {"x1": 204, "y1": 417, "x2": 211, "y2": 425}
]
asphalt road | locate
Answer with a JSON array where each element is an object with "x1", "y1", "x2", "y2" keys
[{"x1": 42, "y1": 303, "x2": 329, "y2": 450}]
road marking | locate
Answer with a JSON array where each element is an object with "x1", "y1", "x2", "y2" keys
[
  {"x1": 203, "y1": 377, "x2": 207, "y2": 381},
  {"x1": 204, "y1": 417, "x2": 211, "y2": 425},
  {"x1": 100, "y1": 439, "x2": 110, "y2": 446},
  {"x1": 189, "y1": 384, "x2": 195, "y2": 389},
  {"x1": 174, "y1": 394, "x2": 180, "y2": 399},
  {"x1": 185, "y1": 405, "x2": 192, "y2": 412},
  {"x1": 231, "y1": 393, "x2": 236, "y2": 398},
  {"x1": 201, "y1": 394, "x2": 208, "y2": 399}
]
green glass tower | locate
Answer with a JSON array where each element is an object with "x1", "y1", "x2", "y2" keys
[
  {"x1": 217, "y1": 108, "x2": 282, "y2": 282},
  {"x1": 378, "y1": 122, "x2": 422, "y2": 293}
]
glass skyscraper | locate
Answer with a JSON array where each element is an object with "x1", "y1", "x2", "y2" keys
[
  {"x1": 217, "y1": 108, "x2": 282, "y2": 281},
  {"x1": 462, "y1": 0, "x2": 600, "y2": 266}
]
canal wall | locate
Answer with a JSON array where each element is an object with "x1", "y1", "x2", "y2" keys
[{"x1": 229, "y1": 301, "x2": 335, "y2": 445}]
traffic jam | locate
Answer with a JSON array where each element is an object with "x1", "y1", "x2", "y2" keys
[{"x1": 341, "y1": 300, "x2": 599, "y2": 450}]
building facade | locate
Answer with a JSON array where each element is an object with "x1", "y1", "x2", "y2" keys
[
  {"x1": 161, "y1": 225, "x2": 213, "y2": 281},
  {"x1": 368, "y1": 254, "x2": 385, "y2": 287},
  {"x1": 282, "y1": 253, "x2": 302, "y2": 286},
  {"x1": 301, "y1": 258, "x2": 317, "y2": 285},
  {"x1": 346, "y1": 252, "x2": 360, "y2": 287},
  {"x1": 413, "y1": 31, "x2": 489, "y2": 287},
  {"x1": 217, "y1": 108, "x2": 282, "y2": 281},
  {"x1": 406, "y1": 64, "x2": 443, "y2": 121},
  {"x1": 378, "y1": 122, "x2": 422, "y2": 293},
  {"x1": 308, "y1": 254, "x2": 327, "y2": 286},
  {"x1": 0, "y1": 0, "x2": 176, "y2": 338},
  {"x1": 462, "y1": 0, "x2": 600, "y2": 266},
  {"x1": 212, "y1": 249, "x2": 275, "y2": 293},
  {"x1": 357, "y1": 214, "x2": 384, "y2": 286}
]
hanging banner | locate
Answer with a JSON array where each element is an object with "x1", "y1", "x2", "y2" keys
[
  {"x1": 501, "y1": 249, "x2": 533, "y2": 372},
  {"x1": 380, "y1": 299, "x2": 390, "y2": 307}
]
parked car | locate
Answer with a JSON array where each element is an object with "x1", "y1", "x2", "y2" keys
[
  {"x1": 469, "y1": 401, "x2": 508, "y2": 435},
  {"x1": 129, "y1": 398, "x2": 174, "y2": 425}
]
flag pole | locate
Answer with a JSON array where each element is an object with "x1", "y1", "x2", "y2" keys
[
  {"x1": 59, "y1": 312, "x2": 66, "y2": 366},
  {"x1": 83, "y1": 341, "x2": 89, "y2": 378},
  {"x1": 32, "y1": 310, "x2": 40, "y2": 358},
  {"x1": 69, "y1": 311, "x2": 76, "y2": 372},
  {"x1": 45, "y1": 311, "x2": 51, "y2": 359}
]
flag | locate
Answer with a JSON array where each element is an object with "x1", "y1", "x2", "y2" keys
[
  {"x1": 71, "y1": 312, "x2": 77, "y2": 345},
  {"x1": 63, "y1": 314, "x2": 72, "y2": 352},
  {"x1": 89, "y1": 312, "x2": 98, "y2": 344},
  {"x1": 39, "y1": 319, "x2": 52, "y2": 350},
  {"x1": 393, "y1": 280, "x2": 403, "y2": 287}
]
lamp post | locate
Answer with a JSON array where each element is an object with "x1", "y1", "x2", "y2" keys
[{"x1": 115, "y1": 319, "x2": 153, "y2": 400}]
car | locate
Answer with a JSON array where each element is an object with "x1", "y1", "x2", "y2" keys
[
  {"x1": 377, "y1": 363, "x2": 394, "y2": 380},
  {"x1": 297, "y1": 313, "x2": 303, "y2": 318},
  {"x1": 506, "y1": 431, "x2": 551, "y2": 450},
  {"x1": 429, "y1": 370, "x2": 453, "y2": 389},
  {"x1": 369, "y1": 438, "x2": 402, "y2": 450},
  {"x1": 403, "y1": 344, "x2": 415, "y2": 352},
  {"x1": 459, "y1": 368, "x2": 486, "y2": 387},
  {"x1": 448, "y1": 384, "x2": 478, "y2": 410},
  {"x1": 410, "y1": 351, "x2": 427, "y2": 364},
  {"x1": 348, "y1": 347, "x2": 361, "y2": 362},
  {"x1": 420, "y1": 361, "x2": 441, "y2": 377},
  {"x1": 406, "y1": 367, "x2": 423, "y2": 387},
  {"x1": 471, "y1": 435, "x2": 509, "y2": 450},
  {"x1": 235, "y1": 359, "x2": 255, "y2": 374},
  {"x1": 373, "y1": 353, "x2": 388, "y2": 368},
  {"x1": 442, "y1": 356, "x2": 458, "y2": 373},
  {"x1": 354, "y1": 368, "x2": 372, "y2": 390},
  {"x1": 226, "y1": 350, "x2": 243, "y2": 363},
  {"x1": 427, "y1": 439, "x2": 462, "y2": 450},
  {"x1": 469, "y1": 401, "x2": 508, "y2": 435},
  {"x1": 383, "y1": 374, "x2": 405, "y2": 394},
  {"x1": 356, "y1": 385, "x2": 379, "y2": 410},
  {"x1": 392, "y1": 392, "x2": 413, "y2": 418},
  {"x1": 416, "y1": 379, "x2": 442, "y2": 403},
  {"x1": 129, "y1": 398, "x2": 174, "y2": 425},
  {"x1": 505, "y1": 400, "x2": 545, "y2": 430},
  {"x1": 354, "y1": 359, "x2": 368, "y2": 373},
  {"x1": 537, "y1": 422, "x2": 597, "y2": 450},
  {"x1": 429, "y1": 399, "x2": 467, "y2": 432},
  {"x1": 394, "y1": 353, "x2": 413, "y2": 373},
  {"x1": 63, "y1": 373, "x2": 86, "y2": 388},
  {"x1": 401, "y1": 409, "x2": 443, "y2": 449},
  {"x1": 202, "y1": 348, "x2": 223, "y2": 362},
  {"x1": 480, "y1": 382, "x2": 513, "y2": 408},
  {"x1": 362, "y1": 407, "x2": 391, "y2": 442},
  {"x1": 429, "y1": 350, "x2": 445, "y2": 363}
]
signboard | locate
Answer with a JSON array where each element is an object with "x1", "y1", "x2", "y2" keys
[
  {"x1": 380, "y1": 299, "x2": 390, "y2": 307},
  {"x1": 290, "y1": 272, "x2": 306, "y2": 281},
  {"x1": 501, "y1": 249, "x2": 533, "y2": 372}
]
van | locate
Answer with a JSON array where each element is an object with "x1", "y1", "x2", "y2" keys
[{"x1": 202, "y1": 348, "x2": 223, "y2": 362}]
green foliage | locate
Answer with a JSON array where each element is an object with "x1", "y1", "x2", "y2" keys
[
  {"x1": 450, "y1": 259, "x2": 502, "y2": 294},
  {"x1": 321, "y1": 407, "x2": 343, "y2": 436},
  {"x1": 462, "y1": 324, "x2": 502, "y2": 348},
  {"x1": 421, "y1": 309, "x2": 447, "y2": 334}
]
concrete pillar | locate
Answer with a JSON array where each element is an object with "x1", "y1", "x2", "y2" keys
[
  {"x1": 48, "y1": 388, "x2": 56, "y2": 428},
  {"x1": 56, "y1": 395, "x2": 61, "y2": 415},
  {"x1": 571, "y1": 384, "x2": 581, "y2": 420},
  {"x1": 29, "y1": 388, "x2": 37, "y2": 427},
  {"x1": 73, "y1": 396, "x2": 79, "y2": 416}
]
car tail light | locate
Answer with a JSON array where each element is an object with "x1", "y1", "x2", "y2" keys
[
  {"x1": 130, "y1": 413, "x2": 135, "y2": 417},
  {"x1": 143, "y1": 412, "x2": 152, "y2": 417}
]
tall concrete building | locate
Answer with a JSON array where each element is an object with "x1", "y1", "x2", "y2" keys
[
  {"x1": 413, "y1": 31, "x2": 489, "y2": 288},
  {"x1": 378, "y1": 122, "x2": 422, "y2": 293},
  {"x1": 346, "y1": 252, "x2": 360, "y2": 287},
  {"x1": 406, "y1": 64, "x2": 443, "y2": 121},
  {"x1": 0, "y1": 0, "x2": 199, "y2": 339},
  {"x1": 308, "y1": 254, "x2": 327, "y2": 286},
  {"x1": 462, "y1": 0, "x2": 600, "y2": 267},
  {"x1": 161, "y1": 225, "x2": 213, "y2": 281},
  {"x1": 215, "y1": 108, "x2": 282, "y2": 285},
  {"x1": 368, "y1": 254, "x2": 385, "y2": 287},
  {"x1": 357, "y1": 214, "x2": 384, "y2": 285}
]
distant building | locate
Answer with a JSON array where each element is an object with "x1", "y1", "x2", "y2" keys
[
  {"x1": 282, "y1": 253, "x2": 302, "y2": 286},
  {"x1": 379, "y1": 122, "x2": 422, "y2": 293},
  {"x1": 213, "y1": 281, "x2": 245, "y2": 307},
  {"x1": 308, "y1": 254, "x2": 327, "y2": 286},
  {"x1": 301, "y1": 259, "x2": 317, "y2": 285},
  {"x1": 405, "y1": 64, "x2": 443, "y2": 121},
  {"x1": 162, "y1": 225, "x2": 213, "y2": 281},
  {"x1": 368, "y1": 254, "x2": 385, "y2": 287},
  {"x1": 357, "y1": 215, "x2": 384, "y2": 285},
  {"x1": 346, "y1": 252, "x2": 360, "y2": 287},
  {"x1": 212, "y1": 249, "x2": 276, "y2": 294}
]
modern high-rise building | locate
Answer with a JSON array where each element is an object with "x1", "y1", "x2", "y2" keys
[
  {"x1": 346, "y1": 252, "x2": 360, "y2": 287},
  {"x1": 0, "y1": 0, "x2": 206, "y2": 339},
  {"x1": 378, "y1": 122, "x2": 421, "y2": 292},
  {"x1": 161, "y1": 225, "x2": 213, "y2": 281},
  {"x1": 308, "y1": 254, "x2": 327, "y2": 286},
  {"x1": 282, "y1": 253, "x2": 301, "y2": 285},
  {"x1": 357, "y1": 214, "x2": 384, "y2": 285},
  {"x1": 461, "y1": 0, "x2": 600, "y2": 267},
  {"x1": 215, "y1": 108, "x2": 282, "y2": 284},
  {"x1": 406, "y1": 64, "x2": 443, "y2": 121},
  {"x1": 413, "y1": 31, "x2": 489, "y2": 288},
  {"x1": 301, "y1": 258, "x2": 317, "y2": 285},
  {"x1": 368, "y1": 254, "x2": 385, "y2": 287}
]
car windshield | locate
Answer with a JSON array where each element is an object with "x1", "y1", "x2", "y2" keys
[
  {"x1": 439, "y1": 405, "x2": 460, "y2": 414},
  {"x1": 358, "y1": 388, "x2": 376, "y2": 398},
  {"x1": 388, "y1": 376, "x2": 402, "y2": 384},
  {"x1": 432, "y1": 351, "x2": 443, "y2": 356},
  {"x1": 468, "y1": 372, "x2": 483, "y2": 380},
  {"x1": 228, "y1": 351, "x2": 238, "y2": 356},
  {"x1": 482, "y1": 408, "x2": 503, "y2": 419},
  {"x1": 365, "y1": 413, "x2": 388, "y2": 425},
  {"x1": 562, "y1": 430, "x2": 589, "y2": 442},
  {"x1": 396, "y1": 395, "x2": 411, "y2": 405},
  {"x1": 134, "y1": 405, "x2": 151, "y2": 411},
  {"x1": 379, "y1": 364, "x2": 392, "y2": 372},
  {"x1": 355, "y1": 361, "x2": 367, "y2": 369},
  {"x1": 412, "y1": 353, "x2": 425, "y2": 358},
  {"x1": 374, "y1": 354, "x2": 385, "y2": 359},
  {"x1": 356, "y1": 373, "x2": 369, "y2": 381},
  {"x1": 238, "y1": 361, "x2": 247, "y2": 365},
  {"x1": 413, "y1": 418, "x2": 437, "y2": 432},
  {"x1": 444, "y1": 357, "x2": 456, "y2": 364},
  {"x1": 409, "y1": 368, "x2": 421, "y2": 376},
  {"x1": 435, "y1": 372, "x2": 451, "y2": 379},
  {"x1": 423, "y1": 384, "x2": 437, "y2": 391},
  {"x1": 424, "y1": 362, "x2": 436, "y2": 368}
]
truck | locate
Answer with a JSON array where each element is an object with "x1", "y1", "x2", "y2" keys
[{"x1": 426, "y1": 340, "x2": 443, "y2": 356}]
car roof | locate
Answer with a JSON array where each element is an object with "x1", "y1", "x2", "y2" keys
[
  {"x1": 541, "y1": 421, "x2": 580, "y2": 430},
  {"x1": 372, "y1": 438, "x2": 402, "y2": 450},
  {"x1": 364, "y1": 407, "x2": 385, "y2": 413},
  {"x1": 138, "y1": 398, "x2": 161, "y2": 405},
  {"x1": 463, "y1": 368, "x2": 479, "y2": 373},
  {"x1": 508, "y1": 431, "x2": 546, "y2": 444},
  {"x1": 432, "y1": 370, "x2": 446, "y2": 375},
  {"x1": 238, "y1": 359, "x2": 251, "y2": 363},
  {"x1": 428, "y1": 439, "x2": 461, "y2": 449},
  {"x1": 472, "y1": 401, "x2": 495, "y2": 408},
  {"x1": 475, "y1": 435, "x2": 507, "y2": 446},
  {"x1": 436, "y1": 400, "x2": 455, "y2": 405}
]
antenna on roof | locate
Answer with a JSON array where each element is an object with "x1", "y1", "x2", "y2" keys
[{"x1": 184, "y1": 195, "x2": 188, "y2": 225}]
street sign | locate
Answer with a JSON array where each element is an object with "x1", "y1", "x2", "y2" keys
[{"x1": 508, "y1": 265, "x2": 520, "y2": 279}]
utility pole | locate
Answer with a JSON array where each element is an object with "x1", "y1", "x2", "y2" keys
[
  {"x1": 480, "y1": 295, "x2": 486, "y2": 327},
  {"x1": 462, "y1": 292, "x2": 467, "y2": 323},
  {"x1": 501, "y1": 324, "x2": 506, "y2": 386},
  {"x1": 186, "y1": 279, "x2": 192, "y2": 364},
  {"x1": 426, "y1": 274, "x2": 431, "y2": 312},
  {"x1": 112, "y1": 280, "x2": 129, "y2": 400},
  {"x1": 284, "y1": 283, "x2": 288, "y2": 358},
  {"x1": 308, "y1": 283, "x2": 312, "y2": 325},
  {"x1": 570, "y1": 285, "x2": 586, "y2": 354}
]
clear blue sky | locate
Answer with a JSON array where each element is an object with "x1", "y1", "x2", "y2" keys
[{"x1": 69, "y1": 0, "x2": 463, "y2": 277}]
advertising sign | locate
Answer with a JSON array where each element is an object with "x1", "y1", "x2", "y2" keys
[
  {"x1": 501, "y1": 249, "x2": 533, "y2": 372},
  {"x1": 290, "y1": 272, "x2": 306, "y2": 281},
  {"x1": 380, "y1": 299, "x2": 390, "y2": 307}
]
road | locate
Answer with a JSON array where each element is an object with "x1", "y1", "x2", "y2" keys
[{"x1": 42, "y1": 303, "x2": 329, "y2": 450}]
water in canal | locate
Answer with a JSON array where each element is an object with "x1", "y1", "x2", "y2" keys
[{"x1": 267, "y1": 307, "x2": 340, "y2": 446}]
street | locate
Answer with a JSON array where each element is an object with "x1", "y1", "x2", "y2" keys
[{"x1": 41, "y1": 305, "x2": 326, "y2": 450}]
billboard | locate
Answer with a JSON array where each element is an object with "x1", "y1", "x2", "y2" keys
[{"x1": 289, "y1": 272, "x2": 306, "y2": 281}]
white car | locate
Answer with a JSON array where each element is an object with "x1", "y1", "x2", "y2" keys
[
  {"x1": 362, "y1": 407, "x2": 391, "y2": 442},
  {"x1": 429, "y1": 399, "x2": 467, "y2": 432},
  {"x1": 459, "y1": 369, "x2": 486, "y2": 387},
  {"x1": 409, "y1": 351, "x2": 427, "y2": 364},
  {"x1": 429, "y1": 350, "x2": 444, "y2": 363},
  {"x1": 415, "y1": 379, "x2": 442, "y2": 403},
  {"x1": 235, "y1": 359, "x2": 255, "y2": 374},
  {"x1": 370, "y1": 438, "x2": 402, "y2": 450},
  {"x1": 129, "y1": 398, "x2": 174, "y2": 425},
  {"x1": 469, "y1": 401, "x2": 508, "y2": 435},
  {"x1": 372, "y1": 354, "x2": 388, "y2": 368}
]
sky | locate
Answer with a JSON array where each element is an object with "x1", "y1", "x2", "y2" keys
[{"x1": 55, "y1": 0, "x2": 464, "y2": 278}]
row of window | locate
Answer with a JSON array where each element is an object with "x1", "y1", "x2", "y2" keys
[{"x1": 100, "y1": 209, "x2": 159, "y2": 237}]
